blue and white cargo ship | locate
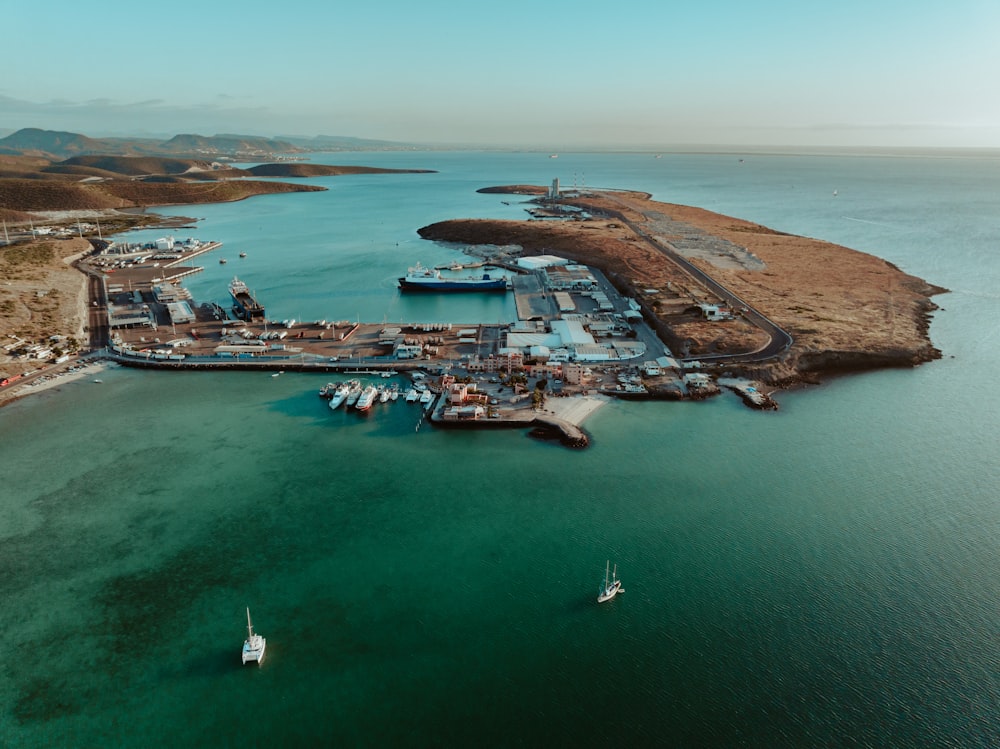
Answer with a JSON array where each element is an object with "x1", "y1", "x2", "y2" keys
[{"x1": 398, "y1": 263, "x2": 507, "y2": 292}]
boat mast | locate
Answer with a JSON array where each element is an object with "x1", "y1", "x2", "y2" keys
[{"x1": 246, "y1": 607, "x2": 254, "y2": 637}]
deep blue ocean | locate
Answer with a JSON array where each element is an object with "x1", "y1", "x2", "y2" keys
[{"x1": 3, "y1": 150, "x2": 1000, "y2": 747}]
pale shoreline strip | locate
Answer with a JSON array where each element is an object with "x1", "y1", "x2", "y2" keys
[
  {"x1": 0, "y1": 360, "x2": 111, "y2": 408},
  {"x1": 539, "y1": 394, "x2": 611, "y2": 426}
]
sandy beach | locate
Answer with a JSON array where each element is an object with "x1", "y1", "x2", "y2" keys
[
  {"x1": 0, "y1": 359, "x2": 110, "y2": 408},
  {"x1": 541, "y1": 393, "x2": 611, "y2": 425}
]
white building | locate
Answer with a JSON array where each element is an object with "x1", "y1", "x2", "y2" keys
[
  {"x1": 553, "y1": 291, "x2": 575, "y2": 312},
  {"x1": 166, "y1": 301, "x2": 195, "y2": 325},
  {"x1": 517, "y1": 255, "x2": 568, "y2": 271}
]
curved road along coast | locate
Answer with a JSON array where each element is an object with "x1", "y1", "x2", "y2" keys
[{"x1": 587, "y1": 193, "x2": 794, "y2": 364}]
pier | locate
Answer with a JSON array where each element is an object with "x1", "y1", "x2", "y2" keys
[{"x1": 65, "y1": 232, "x2": 782, "y2": 450}]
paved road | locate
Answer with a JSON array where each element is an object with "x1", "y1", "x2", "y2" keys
[
  {"x1": 593, "y1": 197, "x2": 793, "y2": 364},
  {"x1": 85, "y1": 271, "x2": 109, "y2": 350}
]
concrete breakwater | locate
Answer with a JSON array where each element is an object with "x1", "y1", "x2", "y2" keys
[
  {"x1": 109, "y1": 351, "x2": 600, "y2": 448},
  {"x1": 430, "y1": 407, "x2": 590, "y2": 448}
]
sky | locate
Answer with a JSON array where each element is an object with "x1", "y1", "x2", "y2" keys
[{"x1": 5, "y1": 0, "x2": 1000, "y2": 149}]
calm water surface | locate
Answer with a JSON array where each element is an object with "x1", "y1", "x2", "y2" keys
[{"x1": 2, "y1": 151, "x2": 1000, "y2": 747}]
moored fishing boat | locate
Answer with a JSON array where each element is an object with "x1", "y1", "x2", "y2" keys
[
  {"x1": 346, "y1": 381, "x2": 363, "y2": 407},
  {"x1": 328, "y1": 381, "x2": 352, "y2": 410},
  {"x1": 355, "y1": 384, "x2": 378, "y2": 411},
  {"x1": 229, "y1": 276, "x2": 265, "y2": 321}
]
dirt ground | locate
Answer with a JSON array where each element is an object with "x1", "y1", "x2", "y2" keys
[
  {"x1": 0, "y1": 236, "x2": 91, "y2": 378},
  {"x1": 590, "y1": 194, "x2": 945, "y2": 367},
  {"x1": 420, "y1": 189, "x2": 945, "y2": 382},
  {"x1": 1, "y1": 187, "x2": 946, "y2": 391}
]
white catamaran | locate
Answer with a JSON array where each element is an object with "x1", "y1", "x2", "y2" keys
[
  {"x1": 242, "y1": 607, "x2": 266, "y2": 665},
  {"x1": 597, "y1": 561, "x2": 623, "y2": 603}
]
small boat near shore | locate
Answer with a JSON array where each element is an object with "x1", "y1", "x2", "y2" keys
[
  {"x1": 356, "y1": 384, "x2": 378, "y2": 411},
  {"x1": 328, "y1": 381, "x2": 353, "y2": 410},
  {"x1": 346, "y1": 381, "x2": 362, "y2": 407}
]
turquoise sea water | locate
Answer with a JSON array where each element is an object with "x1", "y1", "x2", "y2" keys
[{"x1": 3, "y1": 151, "x2": 1000, "y2": 747}]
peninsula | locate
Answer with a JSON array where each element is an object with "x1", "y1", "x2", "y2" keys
[
  {"x1": 420, "y1": 186, "x2": 944, "y2": 389},
  {"x1": 0, "y1": 170, "x2": 945, "y2": 439}
]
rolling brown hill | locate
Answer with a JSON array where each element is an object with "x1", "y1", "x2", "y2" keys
[
  {"x1": 0, "y1": 179, "x2": 129, "y2": 211},
  {"x1": 0, "y1": 177, "x2": 324, "y2": 213},
  {"x1": 246, "y1": 163, "x2": 434, "y2": 177},
  {"x1": 0, "y1": 152, "x2": 435, "y2": 220},
  {"x1": 0, "y1": 128, "x2": 305, "y2": 160},
  {"x1": 56, "y1": 155, "x2": 215, "y2": 176}
]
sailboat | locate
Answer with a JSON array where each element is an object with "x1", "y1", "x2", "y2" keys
[
  {"x1": 597, "y1": 561, "x2": 622, "y2": 603},
  {"x1": 242, "y1": 607, "x2": 266, "y2": 665}
]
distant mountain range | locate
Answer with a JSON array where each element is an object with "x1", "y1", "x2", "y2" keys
[{"x1": 0, "y1": 128, "x2": 422, "y2": 160}]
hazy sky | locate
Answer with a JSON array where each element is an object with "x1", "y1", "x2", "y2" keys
[{"x1": 5, "y1": 0, "x2": 1000, "y2": 148}]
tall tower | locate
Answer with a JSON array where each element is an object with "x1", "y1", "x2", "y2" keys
[{"x1": 549, "y1": 178, "x2": 560, "y2": 199}]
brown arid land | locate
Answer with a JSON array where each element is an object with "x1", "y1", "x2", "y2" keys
[
  {"x1": 0, "y1": 236, "x2": 91, "y2": 375},
  {"x1": 0, "y1": 179, "x2": 946, "y2": 408},
  {"x1": 420, "y1": 188, "x2": 945, "y2": 388},
  {"x1": 0, "y1": 155, "x2": 432, "y2": 396},
  {"x1": 0, "y1": 154, "x2": 432, "y2": 222}
]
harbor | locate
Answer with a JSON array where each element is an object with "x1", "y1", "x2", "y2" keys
[
  {"x1": 0, "y1": 150, "x2": 985, "y2": 749},
  {"x1": 0, "y1": 221, "x2": 793, "y2": 446},
  {"x1": 61, "y1": 235, "x2": 736, "y2": 445}
]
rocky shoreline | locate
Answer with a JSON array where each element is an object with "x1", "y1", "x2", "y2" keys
[
  {"x1": 1, "y1": 180, "x2": 946, "y2": 421},
  {"x1": 420, "y1": 188, "x2": 945, "y2": 392}
]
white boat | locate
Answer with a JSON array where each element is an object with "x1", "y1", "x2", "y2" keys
[
  {"x1": 389, "y1": 385, "x2": 399, "y2": 401},
  {"x1": 242, "y1": 607, "x2": 266, "y2": 665},
  {"x1": 398, "y1": 263, "x2": 507, "y2": 293},
  {"x1": 346, "y1": 381, "x2": 363, "y2": 406},
  {"x1": 597, "y1": 561, "x2": 622, "y2": 603},
  {"x1": 419, "y1": 389, "x2": 433, "y2": 404},
  {"x1": 328, "y1": 381, "x2": 352, "y2": 410},
  {"x1": 405, "y1": 388, "x2": 419, "y2": 403},
  {"x1": 378, "y1": 385, "x2": 391, "y2": 404},
  {"x1": 355, "y1": 384, "x2": 378, "y2": 411}
]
